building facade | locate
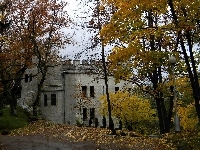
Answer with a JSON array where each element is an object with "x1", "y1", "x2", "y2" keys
[{"x1": 19, "y1": 60, "x2": 131, "y2": 127}]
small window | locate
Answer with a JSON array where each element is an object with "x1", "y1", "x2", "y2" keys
[
  {"x1": 82, "y1": 86, "x2": 87, "y2": 97},
  {"x1": 25, "y1": 74, "x2": 28, "y2": 82},
  {"x1": 29, "y1": 74, "x2": 32, "y2": 82},
  {"x1": 115, "y1": 87, "x2": 119, "y2": 93},
  {"x1": 83, "y1": 108, "x2": 87, "y2": 121},
  {"x1": 51, "y1": 94, "x2": 56, "y2": 105},
  {"x1": 44, "y1": 94, "x2": 47, "y2": 106},
  {"x1": 90, "y1": 86, "x2": 94, "y2": 97},
  {"x1": 90, "y1": 108, "x2": 95, "y2": 119}
]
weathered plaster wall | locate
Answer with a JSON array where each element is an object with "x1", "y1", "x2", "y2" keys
[{"x1": 19, "y1": 60, "x2": 132, "y2": 128}]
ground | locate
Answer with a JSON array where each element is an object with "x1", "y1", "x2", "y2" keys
[
  {"x1": 0, "y1": 120, "x2": 174, "y2": 150},
  {"x1": 0, "y1": 134, "x2": 112, "y2": 150}
]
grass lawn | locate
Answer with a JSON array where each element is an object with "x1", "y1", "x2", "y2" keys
[{"x1": 0, "y1": 106, "x2": 31, "y2": 134}]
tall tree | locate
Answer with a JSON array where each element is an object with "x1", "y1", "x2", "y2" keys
[
  {"x1": 99, "y1": 0, "x2": 200, "y2": 133},
  {"x1": 9, "y1": 0, "x2": 70, "y2": 116},
  {"x1": 167, "y1": 0, "x2": 200, "y2": 125},
  {"x1": 1, "y1": 0, "x2": 72, "y2": 116},
  {"x1": 0, "y1": 0, "x2": 29, "y2": 115},
  {"x1": 84, "y1": 0, "x2": 116, "y2": 133}
]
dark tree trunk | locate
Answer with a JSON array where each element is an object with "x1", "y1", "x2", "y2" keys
[
  {"x1": 168, "y1": 0, "x2": 200, "y2": 123},
  {"x1": 160, "y1": 98, "x2": 170, "y2": 133},
  {"x1": 155, "y1": 98, "x2": 165, "y2": 134},
  {"x1": 95, "y1": 0, "x2": 115, "y2": 134},
  {"x1": 101, "y1": 41, "x2": 115, "y2": 134}
]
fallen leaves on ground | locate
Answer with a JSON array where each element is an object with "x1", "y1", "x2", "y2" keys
[{"x1": 10, "y1": 120, "x2": 175, "y2": 149}]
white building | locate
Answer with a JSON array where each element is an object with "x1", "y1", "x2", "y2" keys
[{"x1": 19, "y1": 60, "x2": 131, "y2": 127}]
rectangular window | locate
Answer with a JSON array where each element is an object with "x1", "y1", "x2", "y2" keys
[
  {"x1": 51, "y1": 94, "x2": 56, "y2": 105},
  {"x1": 115, "y1": 87, "x2": 119, "y2": 93},
  {"x1": 90, "y1": 108, "x2": 95, "y2": 119},
  {"x1": 25, "y1": 74, "x2": 28, "y2": 82},
  {"x1": 90, "y1": 86, "x2": 94, "y2": 97},
  {"x1": 29, "y1": 74, "x2": 32, "y2": 82},
  {"x1": 44, "y1": 94, "x2": 47, "y2": 106},
  {"x1": 82, "y1": 86, "x2": 87, "y2": 97},
  {"x1": 83, "y1": 108, "x2": 87, "y2": 121}
]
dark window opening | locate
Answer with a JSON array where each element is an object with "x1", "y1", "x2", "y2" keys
[
  {"x1": 44, "y1": 94, "x2": 47, "y2": 106},
  {"x1": 83, "y1": 108, "x2": 87, "y2": 121},
  {"x1": 51, "y1": 94, "x2": 56, "y2": 105},
  {"x1": 90, "y1": 86, "x2": 94, "y2": 97},
  {"x1": 29, "y1": 74, "x2": 32, "y2": 82},
  {"x1": 90, "y1": 108, "x2": 95, "y2": 120},
  {"x1": 82, "y1": 86, "x2": 87, "y2": 97},
  {"x1": 25, "y1": 74, "x2": 28, "y2": 82},
  {"x1": 115, "y1": 87, "x2": 119, "y2": 93}
]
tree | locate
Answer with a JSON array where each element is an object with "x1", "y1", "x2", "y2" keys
[
  {"x1": 99, "y1": 0, "x2": 200, "y2": 133},
  {"x1": 0, "y1": 0, "x2": 29, "y2": 116},
  {"x1": 9, "y1": 0, "x2": 72, "y2": 116},
  {"x1": 76, "y1": 0, "x2": 116, "y2": 133},
  {"x1": 167, "y1": 0, "x2": 200, "y2": 125},
  {"x1": 99, "y1": 91, "x2": 156, "y2": 131}
]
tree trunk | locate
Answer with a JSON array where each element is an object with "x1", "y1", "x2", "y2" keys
[
  {"x1": 101, "y1": 41, "x2": 116, "y2": 134},
  {"x1": 160, "y1": 98, "x2": 170, "y2": 133},
  {"x1": 155, "y1": 98, "x2": 165, "y2": 134},
  {"x1": 33, "y1": 74, "x2": 46, "y2": 116},
  {"x1": 168, "y1": 0, "x2": 200, "y2": 123}
]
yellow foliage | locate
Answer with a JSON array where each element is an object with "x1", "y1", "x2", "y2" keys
[
  {"x1": 99, "y1": 91, "x2": 156, "y2": 124},
  {"x1": 100, "y1": 0, "x2": 200, "y2": 84},
  {"x1": 178, "y1": 103, "x2": 198, "y2": 131}
]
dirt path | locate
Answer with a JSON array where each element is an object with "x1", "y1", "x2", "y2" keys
[{"x1": 0, "y1": 134, "x2": 106, "y2": 150}]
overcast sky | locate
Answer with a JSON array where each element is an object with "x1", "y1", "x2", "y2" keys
[{"x1": 60, "y1": 0, "x2": 94, "y2": 60}]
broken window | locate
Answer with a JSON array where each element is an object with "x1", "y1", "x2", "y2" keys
[
  {"x1": 83, "y1": 108, "x2": 87, "y2": 121},
  {"x1": 44, "y1": 94, "x2": 47, "y2": 106},
  {"x1": 25, "y1": 74, "x2": 28, "y2": 82},
  {"x1": 90, "y1": 108, "x2": 95, "y2": 120},
  {"x1": 90, "y1": 86, "x2": 94, "y2": 97},
  {"x1": 81, "y1": 86, "x2": 87, "y2": 97},
  {"x1": 51, "y1": 94, "x2": 56, "y2": 105}
]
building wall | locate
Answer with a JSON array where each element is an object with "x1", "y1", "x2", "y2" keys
[{"x1": 19, "y1": 60, "x2": 132, "y2": 127}]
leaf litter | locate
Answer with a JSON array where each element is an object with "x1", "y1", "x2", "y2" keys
[{"x1": 9, "y1": 120, "x2": 176, "y2": 149}]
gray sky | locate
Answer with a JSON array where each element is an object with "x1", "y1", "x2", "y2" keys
[{"x1": 60, "y1": 0, "x2": 94, "y2": 59}]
